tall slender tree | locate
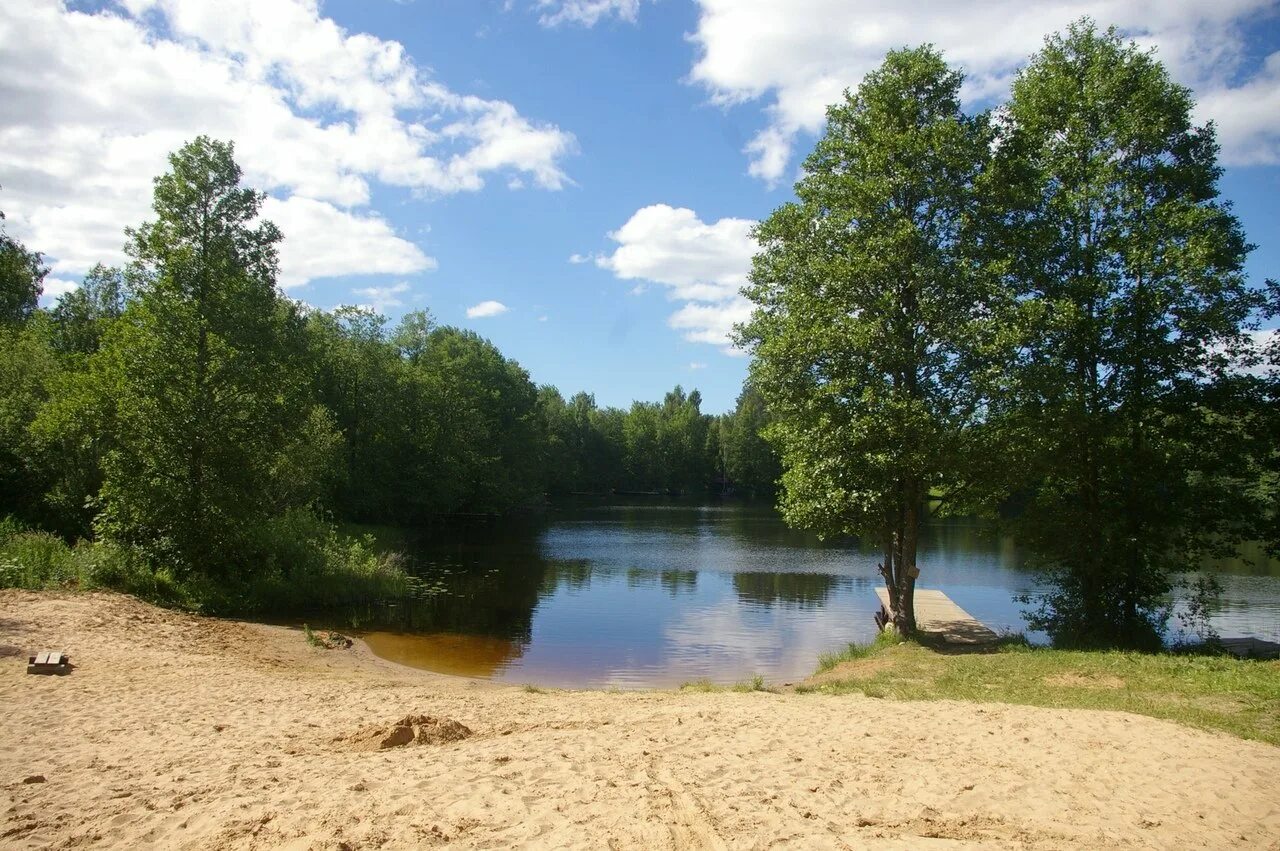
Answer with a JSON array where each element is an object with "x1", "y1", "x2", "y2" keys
[
  {"x1": 95, "y1": 137, "x2": 332, "y2": 576},
  {"x1": 985, "y1": 22, "x2": 1264, "y2": 647},
  {"x1": 740, "y1": 47, "x2": 992, "y2": 632}
]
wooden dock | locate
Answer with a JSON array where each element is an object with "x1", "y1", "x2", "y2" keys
[
  {"x1": 875, "y1": 588, "x2": 998, "y2": 645},
  {"x1": 1217, "y1": 636, "x2": 1280, "y2": 659}
]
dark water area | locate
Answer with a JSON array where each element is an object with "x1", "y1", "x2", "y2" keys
[{"x1": 332, "y1": 503, "x2": 1280, "y2": 688}]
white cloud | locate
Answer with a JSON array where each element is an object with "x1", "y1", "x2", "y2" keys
[
  {"x1": 0, "y1": 0, "x2": 575, "y2": 286},
  {"x1": 596, "y1": 204, "x2": 756, "y2": 352},
  {"x1": 568, "y1": 252, "x2": 592, "y2": 264},
  {"x1": 688, "y1": 0, "x2": 1280, "y2": 183},
  {"x1": 688, "y1": 361, "x2": 707, "y2": 370},
  {"x1": 466, "y1": 299, "x2": 510, "y2": 318},
  {"x1": 351, "y1": 281, "x2": 411, "y2": 313},
  {"x1": 1194, "y1": 52, "x2": 1280, "y2": 165},
  {"x1": 40, "y1": 276, "x2": 79, "y2": 303},
  {"x1": 263, "y1": 197, "x2": 434, "y2": 289},
  {"x1": 535, "y1": 0, "x2": 645, "y2": 27}
]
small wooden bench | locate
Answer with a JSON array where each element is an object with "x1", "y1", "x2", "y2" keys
[{"x1": 27, "y1": 650, "x2": 70, "y2": 675}]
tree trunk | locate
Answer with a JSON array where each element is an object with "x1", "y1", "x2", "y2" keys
[
  {"x1": 881, "y1": 493, "x2": 921, "y2": 635},
  {"x1": 898, "y1": 498, "x2": 919, "y2": 633}
]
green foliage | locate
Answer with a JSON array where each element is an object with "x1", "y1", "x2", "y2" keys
[
  {"x1": 303, "y1": 624, "x2": 322, "y2": 647},
  {"x1": 91, "y1": 137, "x2": 332, "y2": 577},
  {"x1": 740, "y1": 46, "x2": 994, "y2": 631},
  {"x1": 0, "y1": 525, "x2": 193, "y2": 607},
  {"x1": 721, "y1": 384, "x2": 780, "y2": 499},
  {"x1": 0, "y1": 315, "x2": 66, "y2": 529},
  {"x1": 0, "y1": 511, "x2": 408, "y2": 615},
  {"x1": 0, "y1": 207, "x2": 47, "y2": 325},
  {"x1": 49, "y1": 264, "x2": 129, "y2": 357},
  {"x1": 533, "y1": 383, "x2": 777, "y2": 498},
  {"x1": 0, "y1": 530, "x2": 78, "y2": 589},
  {"x1": 982, "y1": 22, "x2": 1265, "y2": 648},
  {"x1": 229, "y1": 508, "x2": 410, "y2": 614}
]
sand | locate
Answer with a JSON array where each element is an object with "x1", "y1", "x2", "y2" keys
[{"x1": 1, "y1": 591, "x2": 1276, "y2": 850}]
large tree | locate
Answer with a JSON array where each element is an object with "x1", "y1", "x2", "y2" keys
[
  {"x1": 0, "y1": 207, "x2": 47, "y2": 325},
  {"x1": 739, "y1": 47, "x2": 992, "y2": 632},
  {"x1": 985, "y1": 22, "x2": 1264, "y2": 647},
  {"x1": 94, "y1": 137, "x2": 335, "y2": 576}
]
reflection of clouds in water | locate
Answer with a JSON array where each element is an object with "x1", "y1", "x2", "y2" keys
[{"x1": 646, "y1": 580, "x2": 882, "y2": 687}]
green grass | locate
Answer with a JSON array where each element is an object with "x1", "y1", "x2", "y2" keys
[
  {"x1": 679, "y1": 674, "x2": 774, "y2": 694},
  {"x1": 679, "y1": 678, "x2": 719, "y2": 692},
  {"x1": 802, "y1": 637, "x2": 1280, "y2": 745},
  {"x1": 817, "y1": 630, "x2": 907, "y2": 671}
]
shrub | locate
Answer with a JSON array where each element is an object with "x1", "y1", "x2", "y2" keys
[
  {"x1": 0, "y1": 530, "x2": 78, "y2": 589},
  {"x1": 0, "y1": 510, "x2": 410, "y2": 617},
  {"x1": 228, "y1": 508, "x2": 411, "y2": 614}
]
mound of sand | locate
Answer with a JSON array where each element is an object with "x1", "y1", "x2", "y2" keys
[{"x1": 338, "y1": 713, "x2": 473, "y2": 751}]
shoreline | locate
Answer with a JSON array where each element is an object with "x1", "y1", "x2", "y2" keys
[{"x1": 2, "y1": 589, "x2": 1277, "y2": 848}]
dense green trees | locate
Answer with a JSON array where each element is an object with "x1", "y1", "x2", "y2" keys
[
  {"x1": 741, "y1": 23, "x2": 1275, "y2": 646},
  {"x1": 721, "y1": 385, "x2": 780, "y2": 501},
  {"x1": 0, "y1": 214, "x2": 56, "y2": 527},
  {"x1": 740, "y1": 46, "x2": 993, "y2": 632},
  {"x1": 0, "y1": 136, "x2": 778, "y2": 605}
]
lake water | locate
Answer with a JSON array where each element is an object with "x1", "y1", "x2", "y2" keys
[{"x1": 340, "y1": 503, "x2": 1280, "y2": 688}]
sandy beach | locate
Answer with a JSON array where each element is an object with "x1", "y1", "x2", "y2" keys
[{"x1": 1, "y1": 590, "x2": 1276, "y2": 850}]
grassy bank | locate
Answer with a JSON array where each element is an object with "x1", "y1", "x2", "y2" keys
[
  {"x1": 802, "y1": 634, "x2": 1280, "y2": 745},
  {"x1": 0, "y1": 513, "x2": 410, "y2": 615}
]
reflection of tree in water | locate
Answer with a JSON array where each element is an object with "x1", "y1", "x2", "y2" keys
[
  {"x1": 721, "y1": 507, "x2": 859, "y2": 551},
  {"x1": 543, "y1": 559, "x2": 593, "y2": 592},
  {"x1": 732, "y1": 572, "x2": 848, "y2": 608},
  {"x1": 626, "y1": 567, "x2": 656, "y2": 588},
  {"x1": 660, "y1": 570, "x2": 697, "y2": 595},
  {"x1": 352, "y1": 523, "x2": 554, "y2": 642},
  {"x1": 621, "y1": 568, "x2": 696, "y2": 595},
  {"x1": 921, "y1": 519, "x2": 1026, "y2": 571}
]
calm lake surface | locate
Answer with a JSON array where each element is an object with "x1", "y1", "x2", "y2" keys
[{"x1": 341, "y1": 503, "x2": 1280, "y2": 688}]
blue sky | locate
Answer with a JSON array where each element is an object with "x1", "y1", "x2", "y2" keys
[{"x1": 2, "y1": 1, "x2": 1278, "y2": 412}]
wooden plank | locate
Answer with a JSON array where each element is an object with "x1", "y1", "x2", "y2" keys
[
  {"x1": 27, "y1": 650, "x2": 69, "y2": 674},
  {"x1": 875, "y1": 587, "x2": 998, "y2": 645}
]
